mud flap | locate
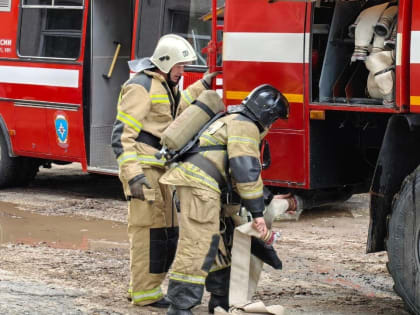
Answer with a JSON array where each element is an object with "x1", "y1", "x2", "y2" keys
[{"x1": 368, "y1": 115, "x2": 420, "y2": 252}]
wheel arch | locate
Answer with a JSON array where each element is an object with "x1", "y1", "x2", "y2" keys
[
  {"x1": 368, "y1": 114, "x2": 420, "y2": 253},
  {"x1": 0, "y1": 114, "x2": 16, "y2": 158}
]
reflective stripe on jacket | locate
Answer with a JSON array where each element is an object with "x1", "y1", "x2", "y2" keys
[
  {"x1": 160, "y1": 113, "x2": 265, "y2": 214},
  {"x1": 111, "y1": 70, "x2": 205, "y2": 190}
]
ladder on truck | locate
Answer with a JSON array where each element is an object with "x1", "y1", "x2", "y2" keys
[{"x1": 202, "y1": 0, "x2": 224, "y2": 91}]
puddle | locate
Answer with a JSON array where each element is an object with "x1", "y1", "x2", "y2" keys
[{"x1": 0, "y1": 202, "x2": 128, "y2": 250}]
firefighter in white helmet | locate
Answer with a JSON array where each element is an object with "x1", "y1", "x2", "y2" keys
[
  {"x1": 159, "y1": 85, "x2": 291, "y2": 314},
  {"x1": 111, "y1": 34, "x2": 218, "y2": 308}
]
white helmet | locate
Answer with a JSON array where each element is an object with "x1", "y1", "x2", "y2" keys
[{"x1": 150, "y1": 34, "x2": 197, "y2": 73}]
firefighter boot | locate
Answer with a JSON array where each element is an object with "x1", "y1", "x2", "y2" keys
[
  {"x1": 166, "y1": 279, "x2": 204, "y2": 315},
  {"x1": 167, "y1": 305, "x2": 193, "y2": 315},
  {"x1": 149, "y1": 296, "x2": 171, "y2": 308},
  {"x1": 206, "y1": 267, "x2": 230, "y2": 313},
  {"x1": 209, "y1": 293, "x2": 229, "y2": 314}
]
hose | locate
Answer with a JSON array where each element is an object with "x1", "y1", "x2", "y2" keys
[
  {"x1": 351, "y1": 2, "x2": 389, "y2": 62},
  {"x1": 374, "y1": 5, "x2": 398, "y2": 38}
]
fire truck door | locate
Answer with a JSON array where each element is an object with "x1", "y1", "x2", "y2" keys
[
  {"x1": 223, "y1": 0, "x2": 308, "y2": 187},
  {"x1": 410, "y1": 2, "x2": 420, "y2": 112},
  {"x1": 10, "y1": 1, "x2": 86, "y2": 158},
  {"x1": 88, "y1": 0, "x2": 133, "y2": 172}
]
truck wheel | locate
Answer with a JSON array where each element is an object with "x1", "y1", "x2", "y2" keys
[
  {"x1": 0, "y1": 132, "x2": 39, "y2": 188},
  {"x1": 13, "y1": 157, "x2": 39, "y2": 186},
  {"x1": 0, "y1": 131, "x2": 19, "y2": 187},
  {"x1": 387, "y1": 167, "x2": 420, "y2": 315}
]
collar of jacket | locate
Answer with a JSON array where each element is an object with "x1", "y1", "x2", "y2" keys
[
  {"x1": 144, "y1": 70, "x2": 179, "y2": 93},
  {"x1": 144, "y1": 70, "x2": 167, "y2": 83}
]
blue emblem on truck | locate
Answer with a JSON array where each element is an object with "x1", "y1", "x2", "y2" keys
[{"x1": 55, "y1": 114, "x2": 68, "y2": 145}]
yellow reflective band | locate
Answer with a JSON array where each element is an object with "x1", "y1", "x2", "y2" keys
[
  {"x1": 285, "y1": 93, "x2": 304, "y2": 103},
  {"x1": 132, "y1": 286, "x2": 163, "y2": 303},
  {"x1": 240, "y1": 188, "x2": 264, "y2": 199},
  {"x1": 210, "y1": 264, "x2": 231, "y2": 273},
  {"x1": 226, "y1": 91, "x2": 303, "y2": 103},
  {"x1": 151, "y1": 94, "x2": 170, "y2": 104},
  {"x1": 179, "y1": 164, "x2": 221, "y2": 193},
  {"x1": 201, "y1": 133, "x2": 224, "y2": 146},
  {"x1": 411, "y1": 96, "x2": 420, "y2": 106},
  {"x1": 228, "y1": 136, "x2": 258, "y2": 147},
  {"x1": 118, "y1": 90, "x2": 123, "y2": 103},
  {"x1": 117, "y1": 152, "x2": 138, "y2": 166},
  {"x1": 138, "y1": 155, "x2": 166, "y2": 167},
  {"x1": 117, "y1": 111, "x2": 143, "y2": 133},
  {"x1": 152, "y1": 99, "x2": 170, "y2": 104},
  {"x1": 181, "y1": 90, "x2": 194, "y2": 105},
  {"x1": 170, "y1": 272, "x2": 206, "y2": 285},
  {"x1": 118, "y1": 153, "x2": 166, "y2": 167}
]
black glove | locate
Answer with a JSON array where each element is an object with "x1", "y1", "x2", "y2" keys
[
  {"x1": 128, "y1": 174, "x2": 151, "y2": 200},
  {"x1": 201, "y1": 71, "x2": 219, "y2": 89},
  {"x1": 251, "y1": 237, "x2": 282, "y2": 269}
]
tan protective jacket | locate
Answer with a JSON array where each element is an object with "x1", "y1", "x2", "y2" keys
[
  {"x1": 160, "y1": 113, "x2": 266, "y2": 216},
  {"x1": 112, "y1": 70, "x2": 205, "y2": 194}
]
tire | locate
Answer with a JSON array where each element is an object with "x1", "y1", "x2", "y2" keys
[
  {"x1": 0, "y1": 132, "x2": 39, "y2": 188},
  {"x1": 0, "y1": 131, "x2": 19, "y2": 187},
  {"x1": 387, "y1": 167, "x2": 420, "y2": 315},
  {"x1": 13, "y1": 157, "x2": 39, "y2": 186}
]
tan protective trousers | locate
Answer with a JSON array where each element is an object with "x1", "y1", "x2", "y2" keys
[
  {"x1": 171, "y1": 186, "x2": 220, "y2": 277},
  {"x1": 127, "y1": 167, "x2": 178, "y2": 305},
  {"x1": 167, "y1": 186, "x2": 223, "y2": 309}
]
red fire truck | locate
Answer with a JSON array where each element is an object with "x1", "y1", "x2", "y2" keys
[
  {"x1": 0, "y1": 0, "x2": 220, "y2": 184},
  {"x1": 212, "y1": 0, "x2": 419, "y2": 313},
  {"x1": 0, "y1": 0, "x2": 419, "y2": 313}
]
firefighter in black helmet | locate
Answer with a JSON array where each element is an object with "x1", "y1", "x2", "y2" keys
[
  {"x1": 159, "y1": 84, "x2": 290, "y2": 314},
  {"x1": 240, "y1": 84, "x2": 289, "y2": 131}
]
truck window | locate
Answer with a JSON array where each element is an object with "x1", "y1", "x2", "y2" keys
[
  {"x1": 0, "y1": 0, "x2": 11, "y2": 12},
  {"x1": 18, "y1": 0, "x2": 84, "y2": 59},
  {"x1": 136, "y1": 0, "x2": 224, "y2": 68}
]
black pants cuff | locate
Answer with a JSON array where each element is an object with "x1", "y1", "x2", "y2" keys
[{"x1": 167, "y1": 279, "x2": 204, "y2": 309}]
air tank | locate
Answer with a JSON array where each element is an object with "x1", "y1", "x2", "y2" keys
[{"x1": 161, "y1": 90, "x2": 225, "y2": 152}]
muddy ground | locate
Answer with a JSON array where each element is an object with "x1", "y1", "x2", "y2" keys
[{"x1": 0, "y1": 164, "x2": 410, "y2": 315}]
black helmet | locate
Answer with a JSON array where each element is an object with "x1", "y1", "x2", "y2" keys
[{"x1": 241, "y1": 84, "x2": 289, "y2": 129}]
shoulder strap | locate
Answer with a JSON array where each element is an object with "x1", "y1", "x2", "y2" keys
[
  {"x1": 187, "y1": 144, "x2": 227, "y2": 155},
  {"x1": 126, "y1": 72, "x2": 152, "y2": 92},
  {"x1": 167, "y1": 111, "x2": 226, "y2": 163}
]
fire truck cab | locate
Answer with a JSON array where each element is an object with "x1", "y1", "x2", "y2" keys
[
  {"x1": 0, "y1": 0, "x2": 217, "y2": 185},
  {"x1": 218, "y1": 0, "x2": 419, "y2": 313}
]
